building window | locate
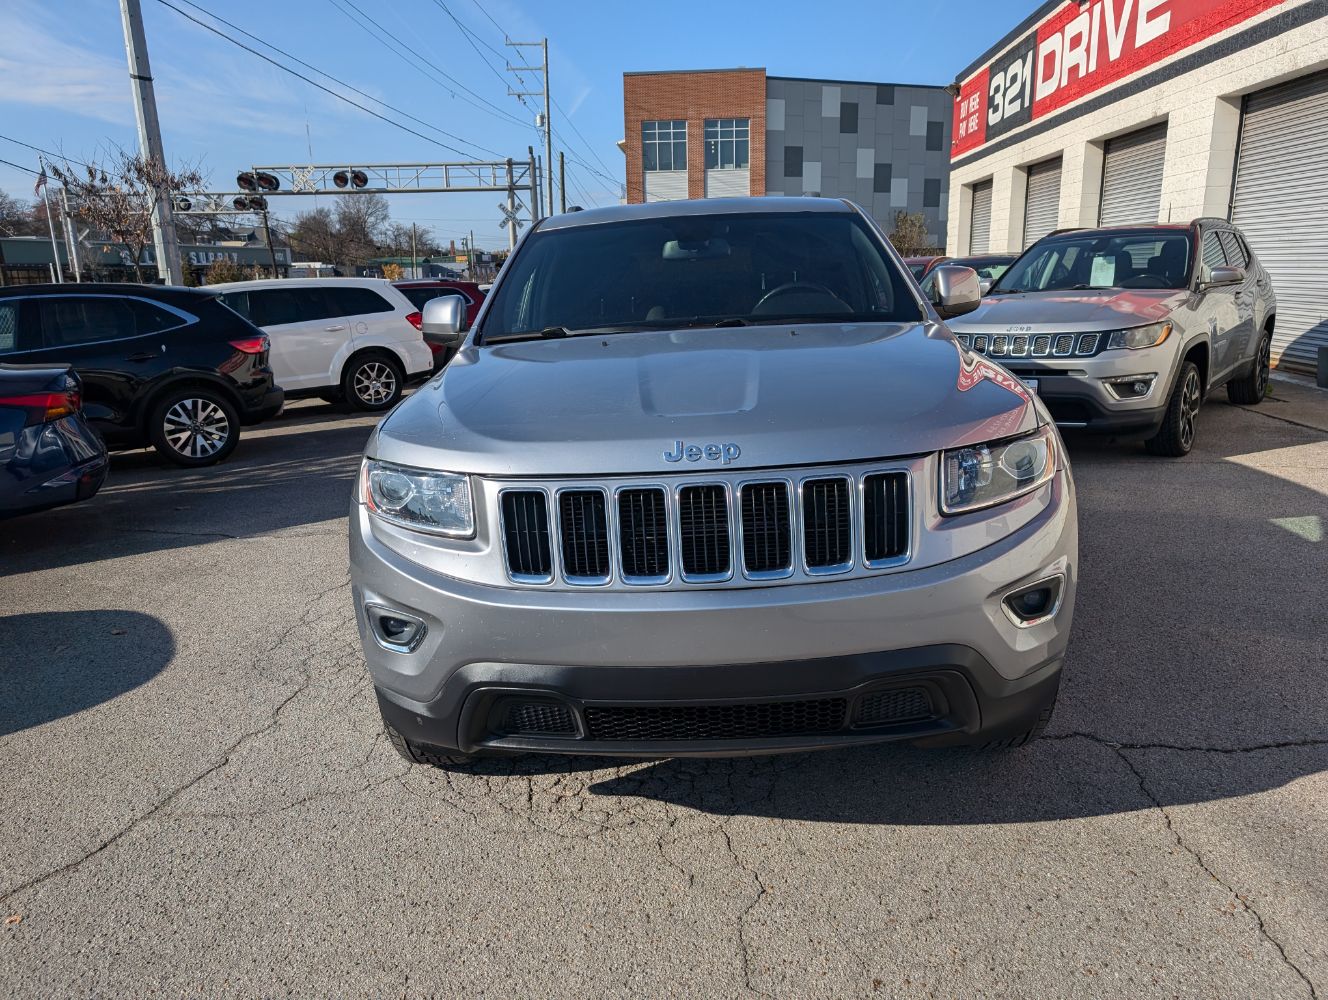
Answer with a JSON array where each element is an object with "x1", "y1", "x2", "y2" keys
[
  {"x1": 876, "y1": 85, "x2": 894, "y2": 106},
  {"x1": 923, "y1": 178, "x2": 941, "y2": 208},
  {"x1": 926, "y1": 121, "x2": 944, "y2": 152},
  {"x1": 642, "y1": 120, "x2": 687, "y2": 172},
  {"x1": 840, "y1": 102, "x2": 858, "y2": 134},
  {"x1": 704, "y1": 119, "x2": 750, "y2": 170},
  {"x1": 874, "y1": 163, "x2": 892, "y2": 194},
  {"x1": 784, "y1": 146, "x2": 803, "y2": 178}
]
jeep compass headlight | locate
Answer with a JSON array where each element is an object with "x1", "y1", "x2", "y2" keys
[
  {"x1": 360, "y1": 459, "x2": 473, "y2": 537},
  {"x1": 940, "y1": 425, "x2": 1057, "y2": 515},
  {"x1": 1105, "y1": 322, "x2": 1172, "y2": 350}
]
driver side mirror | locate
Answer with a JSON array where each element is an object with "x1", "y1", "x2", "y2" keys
[
  {"x1": 1205, "y1": 265, "x2": 1245, "y2": 287},
  {"x1": 420, "y1": 294, "x2": 467, "y2": 342},
  {"x1": 978, "y1": 277, "x2": 993, "y2": 296},
  {"x1": 929, "y1": 265, "x2": 982, "y2": 319}
]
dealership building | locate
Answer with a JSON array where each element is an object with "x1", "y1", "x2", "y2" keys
[
  {"x1": 622, "y1": 68, "x2": 953, "y2": 247},
  {"x1": 946, "y1": 0, "x2": 1328, "y2": 372}
]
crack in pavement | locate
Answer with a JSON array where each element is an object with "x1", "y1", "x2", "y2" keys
[
  {"x1": 1110, "y1": 745, "x2": 1319, "y2": 1000},
  {"x1": 0, "y1": 573, "x2": 352, "y2": 906},
  {"x1": 1045, "y1": 731, "x2": 1328, "y2": 755}
]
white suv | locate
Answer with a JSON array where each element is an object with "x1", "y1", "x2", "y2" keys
[{"x1": 213, "y1": 277, "x2": 434, "y2": 411}]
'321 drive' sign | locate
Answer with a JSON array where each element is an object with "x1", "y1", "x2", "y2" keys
[{"x1": 951, "y1": 0, "x2": 1283, "y2": 159}]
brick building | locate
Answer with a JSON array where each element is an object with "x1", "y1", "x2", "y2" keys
[
  {"x1": 622, "y1": 68, "x2": 953, "y2": 248},
  {"x1": 946, "y1": 0, "x2": 1328, "y2": 372}
]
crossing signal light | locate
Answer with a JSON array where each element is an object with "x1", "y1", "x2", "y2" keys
[
  {"x1": 233, "y1": 195, "x2": 268, "y2": 211},
  {"x1": 237, "y1": 171, "x2": 280, "y2": 192},
  {"x1": 333, "y1": 169, "x2": 369, "y2": 189},
  {"x1": 255, "y1": 172, "x2": 279, "y2": 192},
  {"x1": 173, "y1": 196, "x2": 192, "y2": 213},
  {"x1": 236, "y1": 171, "x2": 256, "y2": 191}
]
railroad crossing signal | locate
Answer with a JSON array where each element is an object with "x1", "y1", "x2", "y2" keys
[{"x1": 499, "y1": 201, "x2": 524, "y2": 230}]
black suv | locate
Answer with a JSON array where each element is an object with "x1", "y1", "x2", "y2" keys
[{"x1": 0, "y1": 284, "x2": 283, "y2": 466}]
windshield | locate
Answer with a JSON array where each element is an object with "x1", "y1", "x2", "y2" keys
[
  {"x1": 993, "y1": 232, "x2": 1193, "y2": 293},
  {"x1": 907, "y1": 261, "x2": 929, "y2": 279},
  {"x1": 479, "y1": 211, "x2": 922, "y2": 342},
  {"x1": 947, "y1": 256, "x2": 1014, "y2": 282}
]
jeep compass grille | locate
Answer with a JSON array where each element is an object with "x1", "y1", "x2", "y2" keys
[
  {"x1": 500, "y1": 490, "x2": 552, "y2": 581},
  {"x1": 957, "y1": 331, "x2": 1102, "y2": 358},
  {"x1": 678, "y1": 484, "x2": 731, "y2": 579},
  {"x1": 618, "y1": 487, "x2": 669, "y2": 580},
  {"x1": 740, "y1": 482, "x2": 791, "y2": 575},
  {"x1": 584, "y1": 698, "x2": 847, "y2": 741},
  {"x1": 802, "y1": 477, "x2": 851, "y2": 570},
  {"x1": 559, "y1": 489, "x2": 610, "y2": 581},
  {"x1": 863, "y1": 472, "x2": 909, "y2": 563}
]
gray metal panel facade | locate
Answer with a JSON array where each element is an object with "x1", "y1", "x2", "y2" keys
[
  {"x1": 969, "y1": 180, "x2": 993, "y2": 254},
  {"x1": 1098, "y1": 123, "x2": 1168, "y2": 226},
  {"x1": 764, "y1": 77, "x2": 951, "y2": 249},
  {"x1": 1232, "y1": 69, "x2": 1328, "y2": 373},
  {"x1": 1022, "y1": 158, "x2": 1062, "y2": 248}
]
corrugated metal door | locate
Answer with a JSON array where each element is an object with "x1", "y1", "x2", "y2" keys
[
  {"x1": 969, "y1": 180, "x2": 993, "y2": 254},
  {"x1": 1022, "y1": 158, "x2": 1062, "y2": 247},
  {"x1": 1098, "y1": 123, "x2": 1167, "y2": 226},
  {"x1": 704, "y1": 169, "x2": 751, "y2": 198},
  {"x1": 1231, "y1": 70, "x2": 1328, "y2": 373}
]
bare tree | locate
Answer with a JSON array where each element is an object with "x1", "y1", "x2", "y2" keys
[
  {"x1": 334, "y1": 193, "x2": 390, "y2": 266},
  {"x1": 287, "y1": 206, "x2": 340, "y2": 264},
  {"x1": 51, "y1": 147, "x2": 203, "y2": 282},
  {"x1": 0, "y1": 191, "x2": 44, "y2": 237},
  {"x1": 887, "y1": 210, "x2": 935, "y2": 257}
]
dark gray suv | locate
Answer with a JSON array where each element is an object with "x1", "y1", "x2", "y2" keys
[{"x1": 949, "y1": 220, "x2": 1276, "y2": 456}]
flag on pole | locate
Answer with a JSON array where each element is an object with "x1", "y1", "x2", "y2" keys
[{"x1": 34, "y1": 164, "x2": 47, "y2": 198}]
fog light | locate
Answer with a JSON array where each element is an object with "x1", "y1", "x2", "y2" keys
[
  {"x1": 1002, "y1": 575, "x2": 1064, "y2": 628},
  {"x1": 365, "y1": 604, "x2": 427, "y2": 652},
  {"x1": 1104, "y1": 373, "x2": 1157, "y2": 399}
]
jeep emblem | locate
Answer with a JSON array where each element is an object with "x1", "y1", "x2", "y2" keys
[{"x1": 663, "y1": 440, "x2": 741, "y2": 465}]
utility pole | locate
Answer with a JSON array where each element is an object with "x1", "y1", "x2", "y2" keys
[
  {"x1": 36, "y1": 160, "x2": 64, "y2": 283},
  {"x1": 410, "y1": 223, "x2": 417, "y2": 279},
  {"x1": 468, "y1": 229, "x2": 475, "y2": 281},
  {"x1": 559, "y1": 152, "x2": 566, "y2": 214},
  {"x1": 504, "y1": 158, "x2": 517, "y2": 250},
  {"x1": 60, "y1": 187, "x2": 82, "y2": 282},
  {"x1": 119, "y1": 0, "x2": 183, "y2": 284},
  {"x1": 260, "y1": 209, "x2": 279, "y2": 278},
  {"x1": 506, "y1": 38, "x2": 553, "y2": 219},
  {"x1": 528, "y1": 146, "x2": 541, "y2": 220}
]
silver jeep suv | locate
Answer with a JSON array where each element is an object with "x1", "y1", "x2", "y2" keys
[
  {"x1": 350, "y1": 198, "x2": 1077, "y2": 766},
  {"x1": 949, "y1": 220, "x2": 1276, "y2": 456}
]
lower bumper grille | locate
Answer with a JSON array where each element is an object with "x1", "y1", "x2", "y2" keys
[
  {"x1": 584, "y1": 698, "x2": 847, "y2": 742},
  {"x1": 502, "y1": 700, "x2": 577, "y2": 736},
  {"x1": 855, "y1": 687, "x2": 933, "y2": 726}
]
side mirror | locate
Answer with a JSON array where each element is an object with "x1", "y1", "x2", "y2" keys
[
  {"x1": 929, "y1": 265, "x2": 982, "y2": 319},
  {"x1": 419, "y1": 294, "x2": 467, "y2": 342},
  {"x1": 978, "y1": 277, "x2": 993, "y2": 296},
  {"x1": 1206, "y1": 265, "x2": 1246, "y2": 287}
]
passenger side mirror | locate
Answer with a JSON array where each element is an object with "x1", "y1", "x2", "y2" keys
[
  {"x1": 978, "y1": 277, "x2": 993, "y2": 296},
  {"x1": 929, "y1": 265, "x2": 982, "y2": 319},
  {"x1": 420, "y1": 294, "x2": 467, "y2": 341},
  {"x1": 1206, "y1": 265, "x2": 1245, "y2": 287}
]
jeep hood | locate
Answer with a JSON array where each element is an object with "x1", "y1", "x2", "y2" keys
[
  {"x1": 371, "y1": 322, "x2": 1039, "y2": 476},
  {"x1": 950, "y1": 288, "x2": 1187, "y2": 333}
]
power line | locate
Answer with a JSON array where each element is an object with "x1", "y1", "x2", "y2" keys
[
  {"x1": 324, "y1": 0, "x2": 533, "y2": 131},
  {"x1": 153, "y1": 0, "x2": 496, "y2": 160},
  {"x1": 0, "y1": 156, "x2": 40, "y2": 177},
  {"x1": 0, "y1": 134, "x2": 95, "y2": 171},
  {"x1": 551, "y1": 96, "x2": 615, "y2": 178},
  {"x1": 429, "y1": 0, "x2": 532, "y2": 113}
]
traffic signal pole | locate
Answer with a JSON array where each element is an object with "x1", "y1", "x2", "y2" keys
[{"x1": 119, "y1": 0, "x2": 183, "y2": 284}]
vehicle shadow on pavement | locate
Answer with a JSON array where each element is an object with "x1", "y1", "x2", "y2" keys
[{"x1": 0, "y1": 610, "x2": 174, "y2": 737}]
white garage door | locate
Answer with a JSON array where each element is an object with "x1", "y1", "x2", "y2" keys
[
  {"x1": 644, "y1": 170, "x2": 687, "y2": 202},
  {"x1": 1023, "y1": 158, "x2": 1062, "y2": 248},
  {"x1": 704, "y1": 168, "x2": 750, "y2": 198},
  {"x1": 969, "y1": 180, "x2": 993, "y2": 254},
  {"x1": 1231, "y1": 70, "x2": 1328, "y2": 373},
  {"x1": 1098, "y1": 123, "x2": 1167, "y2": 227}
]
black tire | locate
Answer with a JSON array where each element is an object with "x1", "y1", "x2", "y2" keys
[
  {"x1": 148, "y1": 386, "x2": 241, "y2": 467},
  {"x1": 384, "y1": 721, "x2": 476, "y2": 770},
  {"x1": 1145, "y1": 361, "x2": 1202, "y2": 457},
  {"x1": 1227, "y1": 331, "x2": 1271, "y2": 405},
  {"x1": 342, "y1": 353, "x2": 405, "y2": 412}
]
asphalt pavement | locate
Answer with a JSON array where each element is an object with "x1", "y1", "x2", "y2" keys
[{"x1": 1, "y1": 392, "x2": 1325, "y2": 998}]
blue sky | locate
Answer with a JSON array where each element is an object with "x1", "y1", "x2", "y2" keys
[{"x1": 0, "y1": 0, "x2": 1010, "y2": 250}]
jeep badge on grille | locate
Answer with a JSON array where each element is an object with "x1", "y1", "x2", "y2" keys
[{"x1": 663, "y1": 440, "x2": 741, "y2": 464}]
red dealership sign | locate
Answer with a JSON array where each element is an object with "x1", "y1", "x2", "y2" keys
[{"x1": 951, "y1": 0, "x2": 1286, "y2": 158}]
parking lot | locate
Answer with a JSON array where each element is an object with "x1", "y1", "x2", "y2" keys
[{"x1": 2, "y1": 386, "x2": 1326, "y2": 998}]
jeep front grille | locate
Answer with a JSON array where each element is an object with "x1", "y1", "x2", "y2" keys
[
  {"x1": 584, "y1": 698, "x2": 848, "y2": 741},
  {"x1": 957, "y1": 331, "x2": 1102, "y2": 358},
  {"x1": 494, "y1": 463, "x2": 912, "y2": 588}
]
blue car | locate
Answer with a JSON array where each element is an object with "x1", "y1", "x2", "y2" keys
[{"x1": 1, "y1": 363, "x2": 108, "y2": 519}]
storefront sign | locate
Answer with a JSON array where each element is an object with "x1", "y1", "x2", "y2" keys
[{"x1": 952, "y1": 0, "x2": 1285, "y2": 158}]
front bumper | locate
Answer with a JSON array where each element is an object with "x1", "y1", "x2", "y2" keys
[
  {"x1": 239, "y1": 385, "x2": 285, "y2": 425},
  {"x1": 351, "y1": 471, "x2": 1076, "y2": 756}
]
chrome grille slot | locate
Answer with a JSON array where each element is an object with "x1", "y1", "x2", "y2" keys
[
  {"x1": 862, "y1": 472, "x2": 909, "y2": 564},
  {"x1": 802, "y1": 477, "x2": 852, "y2": 571},
  {"x1": 972, "y1": 334, "x2": 988, "y2": 353},
  {"x1": 1053, "y1": 334, "x2": 1075, "y2": 356},
  {"x1": 500, "y1": 490, "x2": 553, "y2": 582},
  {"x1": 990, "y1": 335, "x2": 1009, "y2": 355},
  {"x1": 678, "y1": 484, "x2": 731, "y2": 580},
  {"x1": 558, "y1": 489, "x2": 610, "y2": 582},
  {"x1": 1032, "y1": 335, "x2": 1052, "y2": 355},
  {"x1": 1076, "y1": 333, "x2": 1100, "y2": 355},
  {"x1": 617, "y1": 487, "x2": 669, "y2": 582},
  {"x1": 1011, "y1": 335, "x2": 1029, "y2": 356},
  {"x1": 740, "y1": 482, "x2": 792, "y2": 577}
]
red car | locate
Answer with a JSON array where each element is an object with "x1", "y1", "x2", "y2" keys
[
  {"x1": 903, "y1": 256, "x2": 945, "y2": 280},
  {"x1": 393, "y1": 280, "x2": 488, "y2": 368}
]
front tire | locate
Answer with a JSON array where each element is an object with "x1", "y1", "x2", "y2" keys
[
  {"x1": 1145, "y1": 361, "x2": 1202, "y2": 457},
  {"x1": 1227, "y1": 331, "x2": 1271, "y2": 405},
  {"x1": 342, "y1": 354, "x2": 404, "y2": 412},
  {"x1": 149, "y1": 387, "x2": 241, "y2": 467}
]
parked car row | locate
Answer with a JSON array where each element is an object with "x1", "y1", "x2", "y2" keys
[{"x1": 0, "y1": 276, "x2": 484, "y2": 519}]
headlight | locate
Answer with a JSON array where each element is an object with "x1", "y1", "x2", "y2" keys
[
  {"x1": 941, "y1": 425, "x2": 1057, "y2": 515},
  {"x1": 360, "y1": 459, "x2": 473, "y2": 537},
  {"x1": 1106, "y1": 321, "x2": 1172, "y2": 350}
]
